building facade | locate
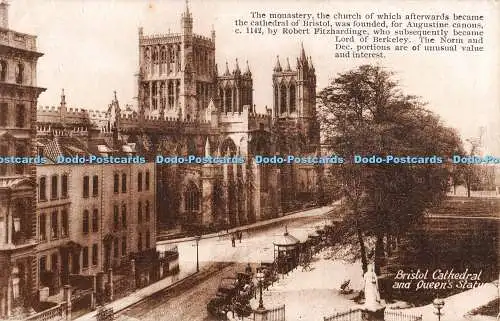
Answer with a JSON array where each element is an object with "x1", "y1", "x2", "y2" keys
[
  {"x1": 0, "y1": 0, "x2": 45, "y2": 317},
  {"x1": 35, "y1": 158, "x2": 156, "y2": 297}
]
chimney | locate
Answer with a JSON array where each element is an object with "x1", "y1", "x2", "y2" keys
[{"x1": 0, "y1": 1, "x2": 8, "y2": 29}]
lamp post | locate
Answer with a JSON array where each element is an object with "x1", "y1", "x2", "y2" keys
[
  {"x1": 195, "y1": 235, "x2": 201, "y2": 272},
  {"x1": 433, "y1": 297, "x2": 445, "y2": 321},
  {"x1": 256, "y1": 269, "x2": 265, "y2": 309}
]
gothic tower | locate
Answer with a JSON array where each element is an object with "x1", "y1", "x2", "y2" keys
[
  {"x1": 272, "y1": 44, "x2": 318, "y2": 146},
  {"x1": 137, "y1": 0, "x2": 216, "y2": 122},
  {"x1": 216, "y1": 59, "x2": 253, "y2": 113}
]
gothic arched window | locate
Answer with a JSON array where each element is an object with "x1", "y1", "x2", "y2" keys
[
  {"x1": 280, "y1": 84, "x2": 287, "y2": 114},
  {"x1": 15, "y1": 63, "x2": 24, "y2": 84},
  {"x1": 152, "y1": 82, "x2": 158, "y2": 110},
  {"x1": 187, "y1": 138, "x2": 197, "y2": 155},
  {"x1": 160, "y1": 82, "x2": 166, "y2": 110},
  {"x1": 168, "y1": 81, "x2": 174, "y2": 109},
  {"x1": 152, "y1": 47, "x2": 159, "y2": 64},
  {"x1": 160, "y1": 47, "x2": 166, "y2": 74},
  {"x1": 184, "y1": 182, "x2": 200, "y2": 212},
  {"x1": 289, "y1": 83, "x2": 296, "y2": 113},
  {"x1": 225, "y1": 88, "x2": 232, "y2": 113},
  {"x1": 274, "y1": 86, "x2": 279, "y2": 116},
  {"x1": 0, "y1": 60, "x2": 6, "y2": 82}
]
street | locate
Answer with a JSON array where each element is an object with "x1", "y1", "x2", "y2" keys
[{"x1": 116, "y1": 207, "x2": 332, "y2": 321}]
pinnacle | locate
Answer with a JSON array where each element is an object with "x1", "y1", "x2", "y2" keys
[{"x1": 274, "y1": 55, "x2": 282, "y2": 72}]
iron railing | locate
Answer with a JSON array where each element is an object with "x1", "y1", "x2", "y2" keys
[
  {"x1": 323, "y1": 309, "x2": 362, "y2": 321},
  {"x1": 384, "y1": 310, "x2": 423, "y2": 321}
]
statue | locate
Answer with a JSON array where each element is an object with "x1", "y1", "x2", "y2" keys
[{"x1": 363, "y1": 263, "x2": 383, "y2": 311}]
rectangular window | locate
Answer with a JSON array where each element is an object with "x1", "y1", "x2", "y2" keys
[
  {"x1": 114, "y1": 174, "x2": 119, "y2": 193},
  {"x1": 121, "y1": 205, "x2": 127, "y2": 228},
  {"x1": 61, "y1": 174, "x2": 68, "y2": 198},
  {"x1": 146, "y1": 230, "x2": 150, "y2": 249},
  {"x1": 121, "y1": 174, "x2": 127, "y2": 193},
  {"x1": 92, "y1": 175, "x2": 98, "y2": 197},
  {"x1": 113, "y1": 205, "x2": 119, "y2": 230},
  {"x1": 137, "y1": 172, "x2": 142, "y2": 192},
  {"x1": 113, "y1": 239, "x2": 119, "y2": 258},
  {"x1": 15, "y1": 104, "x2": 25, "y2": 128},
  {"x1": 83, "y1": 210, "x2": 89, "y2": 234},
  {"x1": 39, "y1": 177, "x2": 47, "y2": 201},
  {"x1": 82, "y1": 247, "x2": 89, "y2": 268},
  {"x1": 51, "y1": 211, "x2": 58, "y2": 240},
  {"x1": 138, "y1": 233, "x2": 142, "y2": 252},
  {"x1": 83, "y1": 176, "x2": 89, "y2": 198},
  {"x1": 39, "y1": 256, "x2": 47, "y2": 273},
  {"x1": 39, "y1": 213, "x2": 46, "y2": 241},
  {"x1": 51, "y1": 253, "x2": 58, "y2": 272},
  {"x1": 0, "y1": 103, "x2": 7, "y2": 127},
  {"x1": 145, "y1": 171, "x2": 150, "y2": 190},
  {"x1": 92, "y1": 244, "x2": 98, "y2": 266},
  {"x1": 51, "y1": 175, "x2": 58, "y2": 199},
  {"x1": 61, "y1": 209, "x2": 68, "y2": 237},
  {"x1": 145, "y1": 201, "x2": 150, "y2": 221},
  {"x1": 121, "y1": 237, "x2": 126, "y2": 256},
  {"x1": 92, "y1": 209, "x2": 98, "y2": 232}
]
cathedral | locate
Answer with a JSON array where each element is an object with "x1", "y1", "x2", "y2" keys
[
  {"x1": 37, "y1": 2, "x2": 324, "y2": 233},
  {"x1": 114, "y1": 2, "x2": 324, "y2": 231}
]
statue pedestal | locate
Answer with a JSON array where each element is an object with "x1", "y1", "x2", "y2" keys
[
  {"x1": 361, "y1": 305, "x2": 385, "y2": 321},
  {"x1": 253, "y1": 307, "x2": 268, "y2": 321}
]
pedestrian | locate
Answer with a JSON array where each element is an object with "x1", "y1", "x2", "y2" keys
[
  {"x1": 231, "y1": 235, "x2": 235, "y2": 247},
  {"x1": 238, "y1": 231, "x2": 242, "y2": 243},
  {"x1": 245, "y1": 263, "x2": 252, "y2": 274}
]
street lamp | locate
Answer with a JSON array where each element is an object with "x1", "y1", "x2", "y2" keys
[
  {"x1": 195, "y1": 235, "x2": 201, "y2": 272},
  {"x1": 256, "y1": 269, "x2": 265, "y2": 309},
  {"x1": 433, "y1": 297, "x2": 445, "y2": 321}
]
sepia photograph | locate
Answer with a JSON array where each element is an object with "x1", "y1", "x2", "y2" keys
[{"x1": 0, "y1": 0, "x2": 498, "y2": 320}]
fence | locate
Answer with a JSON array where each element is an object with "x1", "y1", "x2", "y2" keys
[
  {"x1": 71, "y1": 288, "x2": 93, "y2": 312},
  {"x1": 384, "y1": 310, "x2": 422, "y2": 321},
  {"x1": 259, "y1": 305, "x2": 285, "y2": 321},
  {"x1": 23, "y1": 303, "x2": 66, "y2": 321},
  {"x1": 323, "y1": 309, "x2": 362, "y2": 321}
]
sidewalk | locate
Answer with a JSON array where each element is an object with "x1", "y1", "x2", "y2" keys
[
  {"x1": 157, "y1": 205, "x2": 336, "y2": 245},
  {"x1": 73, "y1": 271, "x2": 195, "y2": 321}
]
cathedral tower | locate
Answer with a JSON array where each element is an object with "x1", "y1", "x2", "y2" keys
[
  {"x1": 272, "y1": 44, "x2": 318, "y2": 145},
  {"x1": 137, "y1": 0, "x2": 216, "y2": 122},
  {"x1": 216, "y1": 59, "x2": 253, "y2": 113}
]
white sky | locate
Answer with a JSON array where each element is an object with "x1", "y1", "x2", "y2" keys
[{"x1": 9, "y1": 0, "x2": 500, "y2": 154}]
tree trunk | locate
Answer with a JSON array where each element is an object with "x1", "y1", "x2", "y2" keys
[
  {"x1": 375, "y1": 231, "x2": 384, "y2": 275},
  {"x1": 466, "y1": 172, "x2": 471, "y2": 198},
  {"x1": 356, "y1": 221, "x2": 368, "y2": 274},
  {"x1": 385, "y1": 232, "x2": 392, "y2": 257}
]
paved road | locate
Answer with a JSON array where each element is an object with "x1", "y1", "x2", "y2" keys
[{"x1": 116, "y1": 208, "x2": 331, "y2": 321}]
